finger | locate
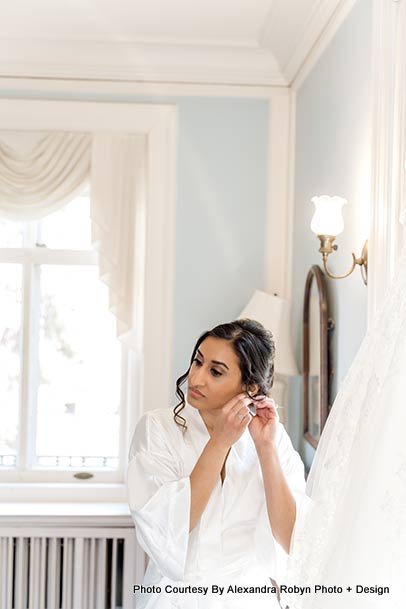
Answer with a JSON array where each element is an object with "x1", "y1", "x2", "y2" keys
[
  {"x1": 236, "y1": 405, "x2": 251, "y2": 418},
  {"x1": 230, "y1": 396, "x2": 253, "y2": 413},
  {"x1": 255, "y1": 396, "x2": 275, "y2": 405},
  {"x1": 255, "y1": 399, "x2": 277, "y2": 412},
  {"x1": 224, "y1": 393, "x2": 247, "y2": 411},
  {"x1": 256, "y1": 405, "x2": 279, "y2": 421},
  {"x1": 246, "y1": 395, "x2": 268, "y2": 416},
  {"x1": 235, "y1": 405, "x2": 251, "y2": 422},
  {"x1": 238, "y1": 412, "x2": 251, "y2": 425}
]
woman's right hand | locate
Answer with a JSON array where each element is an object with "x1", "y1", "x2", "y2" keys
[{"x1": 210, "y1": 393, "x2": 253, "y2": 449}]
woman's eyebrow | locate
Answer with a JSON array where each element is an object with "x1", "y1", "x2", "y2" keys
[
  {"x1": 197, "y1": 349, "x2": 229, "y2": 370},
  {"x1": 212, "y1": 361, "x2": 229, "y2": 370}
]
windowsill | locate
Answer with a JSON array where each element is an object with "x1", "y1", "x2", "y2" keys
[
  {"x1": 0, "y1": 482, "x2": 128, "y2": 504},
  {"x1": 0, "y1": 500, "x2": 133, "y2": 527}
]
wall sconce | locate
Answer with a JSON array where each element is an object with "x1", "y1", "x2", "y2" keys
[{"x1": 311, "y1": 195, "x2": 368, "y2": 285}]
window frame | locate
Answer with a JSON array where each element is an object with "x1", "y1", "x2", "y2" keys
[
  {"x1": 0, "y1": 98, "x2": 177, "y2": 502},
  {"x1": 0, "y1": 215, "x2": 128, "y2": 483}
]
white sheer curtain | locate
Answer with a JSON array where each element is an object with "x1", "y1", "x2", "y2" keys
[
  {"x1": 91, "y1": 134, "x2": 145, "y2": 342},
  {"x1": 0, "y1": 130, "x2": 144, "y2": 344}
]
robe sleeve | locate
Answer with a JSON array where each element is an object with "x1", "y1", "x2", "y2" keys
[
  {"x1": 126, "y1": 412, "x2": 191, "y2": 581},
  {"x1": 254, "y1": 422, "x2": 308, "y2": 581}
]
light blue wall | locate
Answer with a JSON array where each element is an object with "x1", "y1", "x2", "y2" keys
[
  {"x1": 173, "y1": 99, "x2": 268, "y2": 397},
  {"x1": 290, "y1": 0, "x2": 372, "y2": 467},
  {"x1": 0, "y1": 87, "x2": 269, "y2": 404}
]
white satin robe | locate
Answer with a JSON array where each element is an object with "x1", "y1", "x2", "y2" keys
[{"x1": 127, "y1": 402, "x2": 306, "y2": 609}]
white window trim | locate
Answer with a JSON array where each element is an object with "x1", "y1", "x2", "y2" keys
[{"x1": 0, "y1": 99, "x2": 177, "y2": 502}]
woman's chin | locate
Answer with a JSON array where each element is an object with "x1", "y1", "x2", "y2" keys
[
  {"x1": 187, "y1": 392, "x2": 200, "y2": 404},
  {"x1": 187, "y1": 399, "x2": 200, "y2": 411}
]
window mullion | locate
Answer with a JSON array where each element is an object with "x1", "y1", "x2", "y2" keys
[
  {"x1": 18, "y1": 255, "x2": 33, "y2": 470},
  {"x1": 27, "y1": 262, "x2": 41, "y2": 469},
  {"x1": 18, "y1": 221, "x2": 41, "y2": 471}
]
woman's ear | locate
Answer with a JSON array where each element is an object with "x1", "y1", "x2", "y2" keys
[{"x1": 244, "y1": 383, "x2": 260, "y2": 396}]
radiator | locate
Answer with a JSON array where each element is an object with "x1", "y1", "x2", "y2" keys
[{"x1": 0, "y1": 527, "x2": 140, "y2": 609}]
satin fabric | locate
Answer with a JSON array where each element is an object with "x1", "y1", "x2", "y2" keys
[{"x1": 127, "y1": 401, "x2": 306, "y2": 608}]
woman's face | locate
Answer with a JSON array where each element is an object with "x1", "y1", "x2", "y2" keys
[{"x1": 187, "y1": 336, "x2": 249, "y2": 411}]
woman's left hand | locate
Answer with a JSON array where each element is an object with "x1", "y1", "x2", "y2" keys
[{"x1": 248, "y1": 397, "x2": 279, "y2": 448}]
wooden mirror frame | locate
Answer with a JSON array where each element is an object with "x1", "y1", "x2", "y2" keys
[{"x1": 303, "y1": 265, "x2": 330, "y2": 449}]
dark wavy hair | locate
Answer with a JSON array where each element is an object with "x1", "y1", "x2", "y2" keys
[{"x1": 173, "y1": 318, "x2": 276, "y2": 432}]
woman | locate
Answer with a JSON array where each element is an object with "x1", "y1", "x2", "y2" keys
[{"x1": 127, "y1": 319, "x2": 306, "y2": 608}]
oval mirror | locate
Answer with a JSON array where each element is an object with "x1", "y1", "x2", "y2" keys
[{"x1": 303, "y1": 265, "x2": 332, "y2": 448}]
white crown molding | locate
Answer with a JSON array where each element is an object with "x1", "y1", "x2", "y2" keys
[
  {"x1": 0, "y1": 38, "x2": 287, "y2": 86},
  {"x1": 0, "y1": 2, "x2": 365, "y2": 89},
  {"x1": 288, "y1": 0, "x2": 358, "y2": 89},
  {"x1": 257, "y1": 0, "x2": 280, "y2": 46},
  {"x1": 0, "y1": 32, "x2": 259, "y2": 48},
  {"x1": 0, "y1": 76, "x2": 283, "y2": 99}
]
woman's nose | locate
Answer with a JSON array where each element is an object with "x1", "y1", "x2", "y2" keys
[{"x1": 190, "y1": 366, "x2": 206, "y2": 386}]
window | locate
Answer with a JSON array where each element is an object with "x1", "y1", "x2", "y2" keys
[{"x1": 0, "y1": 188, "x2": 126, "y2": 483}]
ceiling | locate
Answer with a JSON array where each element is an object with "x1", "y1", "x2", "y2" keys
[{"x1": 0, "y1": 0, "x2": 346, "y2": 86}]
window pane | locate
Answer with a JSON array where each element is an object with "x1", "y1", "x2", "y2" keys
[
  {"x1": 0, "y1": 218, "x2": 24, "y2": 248},
  {"x1": 0, "y1": 264, "x2": 22, "y2": 467},
  {"x1": 39, "y1": 191, "x2": 92, "y2": 250},
  {"x1": 36, "y1": 265, "x2": 121, "y2": 469}
]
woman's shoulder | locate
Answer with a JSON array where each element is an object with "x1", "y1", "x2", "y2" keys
[
  {"x1": 129, "y1": 407, "x2": 179, "y2": 457},
  {"x1": 138, "y1": 406, "x2": 177, "y2": 430}
]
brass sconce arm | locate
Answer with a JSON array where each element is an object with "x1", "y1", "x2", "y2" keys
[{"x1": 317, "y1": 236, "x2": 368, "y2": 285}]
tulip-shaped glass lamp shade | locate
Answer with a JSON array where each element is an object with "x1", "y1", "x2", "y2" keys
[
  {"x1": 310, "y1": 195, "x2": 347, "y2": 236},
  {"x1": 310, "y1": 195, "x2": 368, "y2": 285}
]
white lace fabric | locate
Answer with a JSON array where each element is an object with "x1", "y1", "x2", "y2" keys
[{"x1": 284, "y1": 245, "x2": 406, "y2": 609}]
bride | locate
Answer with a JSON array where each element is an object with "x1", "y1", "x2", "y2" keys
[{"x1": 284, "y1": 238, "x2": 406, "y2": 608}]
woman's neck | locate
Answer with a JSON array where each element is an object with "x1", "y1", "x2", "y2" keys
[{"x1": 198, "y1": 408, "x2": 222, "y2": 435}]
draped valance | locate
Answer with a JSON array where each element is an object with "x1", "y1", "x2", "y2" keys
[{"x1": 0, "y1": 131, "x2": 145, "y2": 344}]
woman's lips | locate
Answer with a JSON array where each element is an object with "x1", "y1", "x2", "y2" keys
[{"x1": 189, "y1": 387, "x2": 204, "y2": 398}]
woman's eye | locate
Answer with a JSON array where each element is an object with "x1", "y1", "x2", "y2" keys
[
  {"x1": 192, "y1": 358, "x2": 221, "y2": 377},
  {"x1": 211, "y1": 369, "x2": 222, "y2": 377}
]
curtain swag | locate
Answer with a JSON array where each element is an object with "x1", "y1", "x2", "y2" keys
[{"x1": 0, "y1": 131, "x2": 144, "y2": 345}]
